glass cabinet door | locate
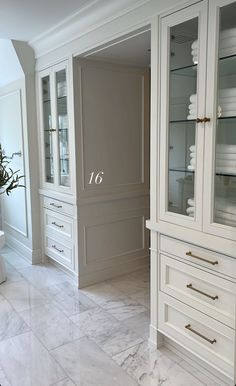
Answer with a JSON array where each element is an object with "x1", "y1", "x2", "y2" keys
[
  {"x1": 42, "y1": 75, "x2": 54, "y2": 183},
  {"x1": 55, "y1": 69, "x2": 70, "y2": 187},
  {"x1": 214, "y1": 2, "x2": 236, "y2": 231},
  {"x1": 159, "y1": 3, "x2": 207, "y2": 229}
]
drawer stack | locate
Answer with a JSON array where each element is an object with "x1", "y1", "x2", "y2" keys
[
  {"x1": 42, "y1": 196, "x2": 75, "y2": 271},
  {"x1": 158, "y1": 235, "x2": 236, "y2": 380}
]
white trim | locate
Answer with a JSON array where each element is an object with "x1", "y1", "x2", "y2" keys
[{"x1": 4, "y1": 233, "x2": 42, "y2": 264}]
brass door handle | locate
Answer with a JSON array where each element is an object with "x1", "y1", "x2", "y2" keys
[
  {"x1": 196, "y1": 118, "x2": 203, "y2": 123},
  {"x1": 203, "y1": 117, "x2": 210, "y2": 122},
  {"x1": 185, "y1": 324, "x2": 216, "y2": 345},
  {"x1": 186, "y1": 251, "x2": 218, "y2": 266},
  {"x1": 196, "y1": 117, "x2": 210, "y2": 123},
  {"x1": 186, "y1": 283, "x2": 218, "y2": 300}
]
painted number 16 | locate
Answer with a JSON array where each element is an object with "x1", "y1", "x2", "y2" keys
[{"x1": 88, "y1": 171, "x2": 104, "y2": 185}]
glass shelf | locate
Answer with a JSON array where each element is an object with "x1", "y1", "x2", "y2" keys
[
  {"x1": 170, "y1": 119, "x2": 196, "y2": 124},
  {"x1": 169, "y1": 167, "x2": 194, "y2": 173},
  {"x1": 170, "y1": 64, "x2": 197, "y2": 77},
  {"x1": 218, "y1": 54, "x2": 236, "y2": 76},
  {"x1": 218, "y1": 115, "x2": 236, "y2": 120}
]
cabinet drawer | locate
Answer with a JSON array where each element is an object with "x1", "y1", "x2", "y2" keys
[
  {"x1": 159, "y1": 293, "x2": 234, "y2": 379},
  {"x1": 44, "y1": 210, "x2": 73, "y2": 241},
  {"x1": 43, "y1": 196, "x2": 74, "y2": 217},
  {"x1": 45, "y1": 234, "x2": 74, "y2": 270},
  {"x1": 160, "y1": 254, "x2": 236, "y2": 328},
  {"x1": 160, "y1": 235, "x2": 236, "y2": 280}
]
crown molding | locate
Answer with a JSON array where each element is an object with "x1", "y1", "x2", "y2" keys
[{"x1": 30, "y1": 0, "x2": 151, "y2": 58}]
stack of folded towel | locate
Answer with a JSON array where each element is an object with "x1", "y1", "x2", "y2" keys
[
  {"x1": 191, "y1": 28, "x2": 236, "y2": 63},
  {"x1": 186, "y1": 196, "x2": 236, "y2": 227},
  {"x1": 216, "y1": 144, "x2": 236, "y2": 174},
  {"x1": 188, "y1": 145, "x2": 196, "y2": 171},
  {"x1": 218, "y1": 88, "x2": 236, "y2": 117},
  {"x1": 187, "y1": 94, "x2": 197, "y2": 120}
]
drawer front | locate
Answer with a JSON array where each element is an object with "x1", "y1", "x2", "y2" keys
[
  {"x1": 159, "y1": 293, "x2": 234, "y2": 379},
  {"x1": 43, "y1": 196, "x2": 74, "y2": 217},
  {"x1": 44, "y1": 210, "x2": 73, "y2": 241},
  {"x1": 45, "y1": 234, "x2": 74, "y2": 270},
  {"x1": 160, "y1": 254, "x2": 236, "y2": 328},
  {"x1": 160, "y1": 235, "x2": 236, "y2": 280}
]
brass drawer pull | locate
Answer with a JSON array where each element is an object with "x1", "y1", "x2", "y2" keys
[
  {"x1": 52, "y1": 244, "x2": 64, "y2": 253},
  {"x1": 185, "y1": 324, "x2": 216, "y2": 345},
  {"x1": 50, "y1": 203, "x2": 62, "y2": 209},
  {"x1": 186, "y1": 251, "x2": 218, "y2": 266},
  {"x1": 186, "y1": 283, "x2": 218, "y2": 300},
  {"x1": 196, "y1": 117, "x2": 204, "y2": 123},
  {"x1": 196, "y1": 117, "x2": 211, "y2": 123},
  {"x1": 52, "y1": 221, "x2": 64, "y2": 229},
  {"x1": 49, "y1": 129, "x2": 57, "y2": 132},
  {"x1": 203, "y1": 117, "x2": 210, "y2": 123}
]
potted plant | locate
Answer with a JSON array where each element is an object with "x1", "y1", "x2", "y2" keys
[{"x1": 0, "y1": 144, "x2": 24, "y2": 283}]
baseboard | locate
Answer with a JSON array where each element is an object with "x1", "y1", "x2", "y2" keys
[
  {"x1": 77, "y1": 255, "x2": 149, "y2": 288},
  {"x1": 164, "y1": 337, "x2": 233, "y2": 386},
  {"x1": 5, "y1": 233, "x2": 42, "y2": 264},
  {"x1": 149, "y1": 324, "x2": 164, "y2": 348}
]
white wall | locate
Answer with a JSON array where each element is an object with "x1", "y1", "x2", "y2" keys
[{"x1": 0, "y1": 40, "x2": 24, "y2": 87}]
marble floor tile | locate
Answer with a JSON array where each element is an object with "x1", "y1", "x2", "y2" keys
[
  {"x1": 123, "y1": 311, "x2": 150, "y2": 340},
  {"x1": 80, "y1": 282, "x2": 125, "y2": 307},
  {"x1": 129, "y1": 288, "x2": 150, "y2": 309},
  {"x1": 20, "y1": 303, "x2": 84, "y2": 350},
  {"x1": 0, "y1": 295, "x2": 29, "y2": 341},
  {"x1": 43, "y1": 281, "x2": 96, "y2": 316},
  {"x1": 101, "y1": 296, "x2": 147, "y2": 321},
  {"x1": 0, "y1": 332, "x2": 66, "y2": 386},
  {"x1": 0, "y1": 365, "x2": 11, "y2": 386},
  {"x1": 4, "y1": 262, "x2": 25, "y2": 283},
  {"x1": 2, "y1": 250, "x2": 31, "y2": 270},
  {"x1": 108, "y1": 274, "x2": 149, "y2": 295},
  {"x1": 19, "y1": 263, "x2": 70, "y2": 289},
  {"x1": 113, "y1": 341, "x2": 205, "y2": 386},
  {"x1": 51, "y1": 378, "x2": 76, "y2": 386},
  {"x1": 51, "y1": 336, "x2": 139, "y2": 386},
  {"x1": 0, "y1": 279, "x2": 49, "y2": 312}
]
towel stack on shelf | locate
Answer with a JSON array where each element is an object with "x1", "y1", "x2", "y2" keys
[
  {"x1": 57, "y1": 81, "x2": 67, "y2": 98},
  {"x1": 216, "y1": 144, "x2": 236, "y2": 174},
  {"x1": 186, "y1": 198, "x2": 195, "y2": 217},
  {"x1": 215, "y1": 197, "x2": 236, "y2": 227},
  {"x1": 218, "y1": 88, "x2": 236, "y2": 117},
  {"x1": 191, "y1": 27, "x2": 236, "y2": 64},
  {"x1": 188, "y1": 145, "x2": 196, "y2": 171},
  {"x1": 187, "y1": 94, "x2": 197, "y2": 120}
]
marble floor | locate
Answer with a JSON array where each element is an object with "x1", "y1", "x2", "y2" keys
[{"x1": 0, "y1": 246, "x2": 222, "y2": 386}]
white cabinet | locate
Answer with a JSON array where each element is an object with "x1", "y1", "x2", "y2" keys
[
  {"x1": 147, "y1": 0, "x2": 236, "y2": 384},
  {"x1": 38, "y1": 60, "x2": 75, "y2": 194}
]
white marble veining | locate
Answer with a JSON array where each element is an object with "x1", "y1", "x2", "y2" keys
[
  {"x1": 52, "y1": 337, "x2": 139, "y2": 386},
  {"x1": 0, "y1": 246, "x2": 221, "y2": 386},
  {"x1": 0, "y1": 332, "x2": 66, "y2": 386},
  {"x1": 20, "y1": 303, "x2": 84, "y2": 350}
]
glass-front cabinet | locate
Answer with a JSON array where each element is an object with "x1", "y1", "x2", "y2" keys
[
  {"x1": 159, "y1": 0, "x2": 236, "y2": 240},
  {"x1": 39, "y1": 61, "x2": 71, "y2": 192}
]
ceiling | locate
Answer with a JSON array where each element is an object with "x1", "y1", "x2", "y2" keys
[{"x1": 0, "y1": 0, "x2": 98, "y2": 41}]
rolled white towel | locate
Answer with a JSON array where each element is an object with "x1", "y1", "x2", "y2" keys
[
  {"x1": 188, "y1": 212, "x2": 194, "y2": 218},
  {"x1": 216, "y1": 159, "x2": 236, "y2": 167},
  {"x1": 191, "y1": 40, "x2": 198, "y2": 50},
  {"x1": 191, "y1": 49, "x2": 198, "y2": 55},
  {"x1": 190, "y1": 152, "x2": 196, "y2": 158},
  {"x1": 187, "y1": 114, "x2": 197, "y2": 120},
  {"x1": 215, "y1": 210, "x2": 236, "y2": 222},
  {"x1": 189, "y1": 108, "x2": 197, "y2": 115},
  {"x1": 219, "y1": 88, "x2": 236, "y2": 98},
  {"x1": 192, "y1": 56, "x2": 198, "y2": 64},
  {"x1": 190, "y1": 158, "x2": 196, "y2": 166},
  {"x1": 186, "y1": 206, "x2": 195, "y2": 215},
  {"x1": 188, "y1": 104, "x2": 197, "y2": 111},
  {"x1": 216, "y1": 166, "x2": 236, "y2": 175},
  {"x1": 187, "y1": 198, "x2": 195, "y2": 207},
  {"x1": 216, "y1": 152, "x2": 236, "y2": 160},
  {"x1": 189, "y1": 145, "x2": 196, "y2": 152},
  {"x1": 190, "y1": 94, "x2": 197, "y2": 103},
  {"x1": 216, "y1": 144, "x2": 236, "y2": 153},
  {"x1": 215, "y1": 217, "x2": 236, "y2": 227},
  {"x1": 188, "y1": 165, "x2": 195, "y2": 171}
]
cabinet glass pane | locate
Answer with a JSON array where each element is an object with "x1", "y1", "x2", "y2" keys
[
  {"x1": 214, "y1": 2, "x2": 236, "y2": 228},
  {"x1": 168, "y1": 18, "x2": 198, "y2": 216},
  {"x1": 42, "y1": 75, "x2": 54, "y2": 183},
  {"x1": 56, "y1": 69, "x2": 70, "y2": 187}
]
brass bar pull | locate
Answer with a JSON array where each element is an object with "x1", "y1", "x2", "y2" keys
[
  {"x1": 49, "y1": 129, "x2": 57, "y2": 132},
  {"x1": 52, "y1": 221, "x2": 64, "y2": 229},
  {"x1": 185, "y1": 324, "x2": 216, "y2": 345},
  {"x1": 203, "y1": 117, "x2": 210, "y2": 123},
  {"x1": 186, "y1": 283, "x2": 218, "y2": 300},
  {"x1": 186, "y1": 251, "x2": 218, "y2": 266},
  {"x1": 52, "y1": 244, "x2": 64, "y2": 253},
  {"x1": 50, "y1": 203, "x2": 62, "y2": 209}
]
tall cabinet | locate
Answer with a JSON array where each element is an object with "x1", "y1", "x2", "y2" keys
[{"x1": 147, "y1": 0, "x2": 236, "y2": 384}]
